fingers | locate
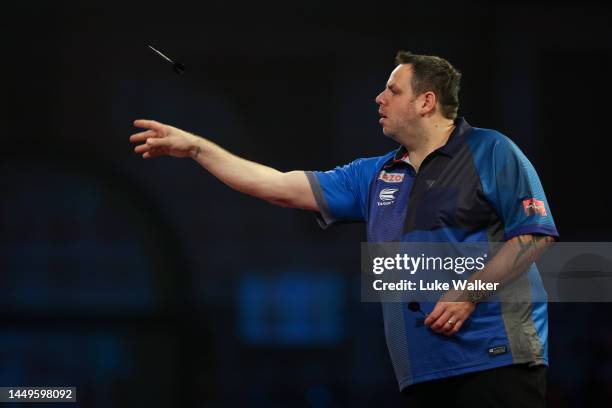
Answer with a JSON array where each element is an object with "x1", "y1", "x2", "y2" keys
[
  {"x1": 132, "y1": 138, "x2": 168, "y2": 159},
  {"x1": 425, "y1": 301, "x2": 472, "y2": 336},
  {"x1": 131, "y1": 120, "x2": 172, "y2": 160},
  {"x1": 133, "y1": 143, "x2": 151, "y2": 154},
  {"x1": 133, "y1": 136, "x2": 170, "y2": 155},
  {"x1": 429, "y1": 310, "x2": 453, "y2": 333},
  {"x1": 142, "y1": 146, "x2": 166, "y2": 159},
  {"x1": 132, "y1": 138, "x2": 156, "y2": 154},
  {"x1": 439, "y1": 314, "x2": 463, "y2": 336},
  {"x1": 430, "y1": 310, "x2": 462, "y2": 336},
  {"x1": 446, "y1": 319, "x2": 464, "y2": 336},
  {"x1": 133, "y1": 119, "x2": 166, "y2": 133},
  {"x1": 129, "y1": 130, "x2": 158, "y2": 144},
  {"x1": 146, "y1": 137, "x2": 170, "y2": 148},
  {"x1": 424, "y1": 302, "x2": 445, "y2": 327}
]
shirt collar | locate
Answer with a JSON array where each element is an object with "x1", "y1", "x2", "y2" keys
[
  {"x1": 437, "y1": 117, "x2": 473, "y2": 157},
  {"x1": 385, "y1": 117, "x2": 473, "y2": 168}
]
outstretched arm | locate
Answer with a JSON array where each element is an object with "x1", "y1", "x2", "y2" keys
[{"x1": 129, "y1": 119, "x2": 318, "y2": 210}]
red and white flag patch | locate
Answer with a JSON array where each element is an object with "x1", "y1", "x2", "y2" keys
[{"x1": 523, "y1": 198, "x2": 547, "y2": 216}]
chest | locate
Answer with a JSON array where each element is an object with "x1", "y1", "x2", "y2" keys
[{"x1": 366, "y1": 147, "x2": 495, "y2": 241}]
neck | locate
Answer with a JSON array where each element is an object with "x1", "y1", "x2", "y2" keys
[{"x1": 399, "y1": 117, "x2": 455, "y2": 170}]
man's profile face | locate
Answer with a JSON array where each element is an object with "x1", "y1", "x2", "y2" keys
[{"x1": 375, "y1": 64, "x2": 421, "y2": 140}]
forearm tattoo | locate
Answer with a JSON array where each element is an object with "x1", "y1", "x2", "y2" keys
[
  {"x1": 467, "y1": 235, "x2": 551, "y2": 304},
  {"x1": 514, "y1": 235, "x2": 549, "y2": 268}
]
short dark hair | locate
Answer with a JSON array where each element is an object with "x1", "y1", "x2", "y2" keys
[{"x1": 394, "y1": 51, "x2": 461, "y2": 119}]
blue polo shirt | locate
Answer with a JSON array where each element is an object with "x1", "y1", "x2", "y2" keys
[{"x1": 305, "y1": 118, "x2": 558, "y2": 390}]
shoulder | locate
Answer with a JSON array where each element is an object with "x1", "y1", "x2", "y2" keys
[
  {"x1": 466, "y1": 127, "x2": 526, "y2": 161},
  {"x1": 326, "y1": 150, "x2": 396, "y2": 179},
  {"x1": 352, "y1": 150, "x2": 396, "y2": 171},
  {"x1": 467, "y1": 127, "x2": 514, "y2": 148}
]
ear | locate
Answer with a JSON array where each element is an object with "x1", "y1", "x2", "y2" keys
[{"x1": 419, "y1": 91, "x2": 437, "y2": 116}]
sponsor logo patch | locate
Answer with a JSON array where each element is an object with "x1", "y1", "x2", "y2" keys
[
  {"x1": 379, "y1": 188, "x2": 398, "y2": 201},
  {"x1": 523, "y1": 198, "x2": 547, "y2": 216},
  {"x1": 488, "y1": 345, "x2": 508, "y2": 356},
  {"x1": 377, "y1": 188, "x2": 399, "y2": 206},
  {"x1": 378, "y1": 171, "x2": 404, "y2": 183}
]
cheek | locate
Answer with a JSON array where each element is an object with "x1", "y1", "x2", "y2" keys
[{"x1": 401, "y1": 105, "x2": 418, "y2": 119}]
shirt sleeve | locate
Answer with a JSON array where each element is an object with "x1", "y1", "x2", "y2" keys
[
  {"x1": 480, "y1": 136, "x2": 559, "y2": 241},
  {"x1": 304, "y1": 158, "x2": 374, "y2": 228}
]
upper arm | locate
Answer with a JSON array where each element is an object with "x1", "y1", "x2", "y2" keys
[
  {"x1": 303, "y1": 158, "x2": 379, "y2": 228},
  {"x1": 472, "y1": 134, "x2": 559, "y2": 241},
  {"x1": 270, "y1": 157, "x2": 382, "y2": 228},
  {"x1": 269, "y1": 171, "x2": 318, "y2": 211}
]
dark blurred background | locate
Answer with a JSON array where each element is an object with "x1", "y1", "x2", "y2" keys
[{"x1": 2, "y1": 0, "x2": 612, "y2": 407}]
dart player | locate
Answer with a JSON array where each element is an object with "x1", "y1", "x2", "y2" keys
[{"x1": 130, "y1": 50, "x2": 558, "y2": 408}]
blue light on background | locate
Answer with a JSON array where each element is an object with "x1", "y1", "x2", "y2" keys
[{"x1": 238, "y1": 270, "x2": 345, "y2": 346}]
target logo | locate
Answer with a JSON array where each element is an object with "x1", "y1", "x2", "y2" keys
[{"x1": 377, "y1": 188, "x2": 399, "y2": 206}]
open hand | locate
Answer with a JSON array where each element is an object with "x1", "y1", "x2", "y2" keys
[{"x1": 130, "y1": 119, "x2": 200, "y2": 159}]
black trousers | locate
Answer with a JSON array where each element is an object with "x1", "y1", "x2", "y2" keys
[{"x1": 401, "y1": 363, "x2": 547, "y2": 408}]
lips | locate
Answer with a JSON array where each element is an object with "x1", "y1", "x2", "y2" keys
[{"x1": 378, "y1": 111, "x2": 387, "y2": 124}]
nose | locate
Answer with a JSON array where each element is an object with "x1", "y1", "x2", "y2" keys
[{"x1": 375, "y1": 90, "x2": 386, "y2": 106}]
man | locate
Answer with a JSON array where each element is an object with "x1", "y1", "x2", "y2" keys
[{"x1": 130, "y1": 51, "x2": 558, "y2": 407}]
